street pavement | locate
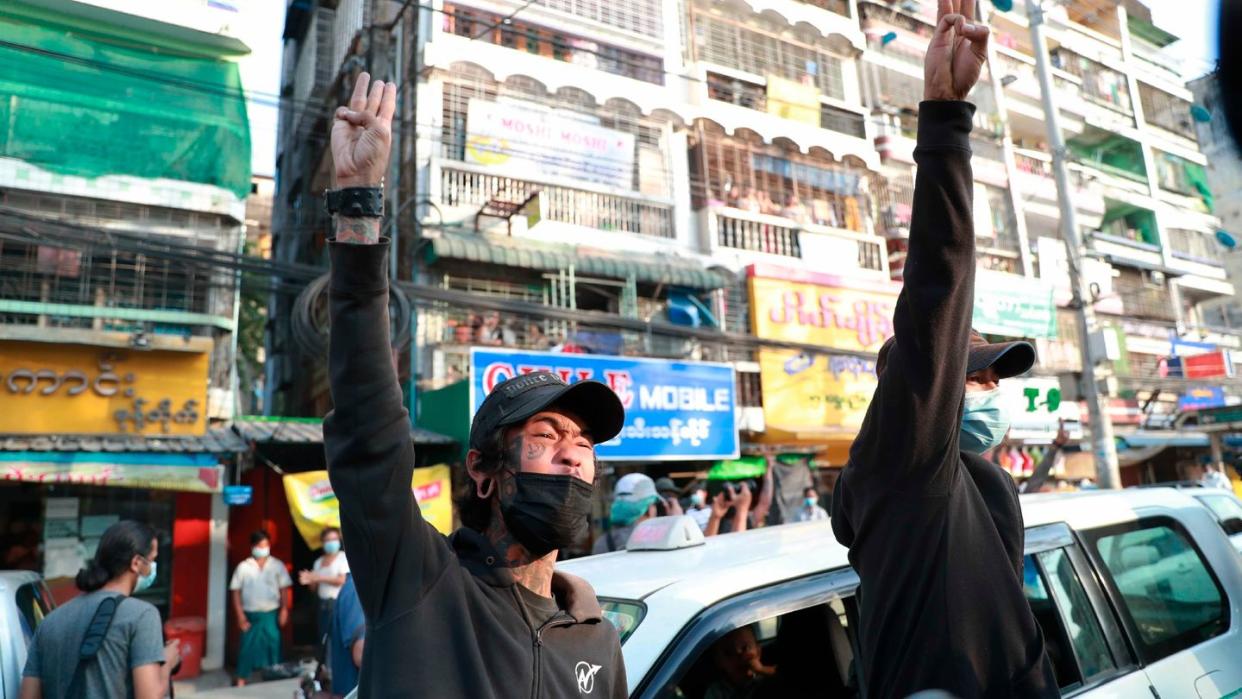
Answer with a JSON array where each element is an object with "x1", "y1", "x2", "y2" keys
[{"x1": 173, "y1": 670, "x2": 301, "y2": 697}]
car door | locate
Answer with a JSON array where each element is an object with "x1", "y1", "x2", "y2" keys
[
  {"x1": 1193, "y1": 492, "x2": 1242, "y2": 555},
  {"x1": 633, "y1": 567, "x2": 861, "y2": 699},
  {"x1": 1080, "y1": 513, "x2": 1242, "y2": 699},
  {"x1": 1022, "y1": 524, "x2": 1153, "y2": 698}
]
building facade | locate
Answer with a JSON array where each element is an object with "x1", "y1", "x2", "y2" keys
[
  {"x1": 269, "y1": 0, "x2": 1237, "y2": 509},
  {"x1": 0, "y1": 0, "x2": 253, "y2": 673}
]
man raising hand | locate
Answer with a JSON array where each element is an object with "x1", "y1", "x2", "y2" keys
[
  {"x1": 322, "y1": 74, "x2": 628, "y2": 698},
  {"x1": 829, "y1": 1, "x2": 1058, "y2": 696}
]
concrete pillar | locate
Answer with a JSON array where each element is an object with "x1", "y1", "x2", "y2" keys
[
  {"x1": 1210, "y1": 432, "x2": 1225, "y2": 471},
  {"x1": 667, "y1": 129, "x2": 696, "y2": 252},
  {"x1": 201, "y1": 494, "x2": 230, "y2": 671}
]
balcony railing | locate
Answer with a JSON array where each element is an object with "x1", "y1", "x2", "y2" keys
[
  {"x1": 799, "y1": 0, "x2": 851, "y2": 16},
  {"x1": 711, "y1": 207, "x2": 887, "y2": 273},
  {"x1": 1168, "y1": 228, "x2": 1224, "y2": 266},
  {"x1": 440, "y1": 163, "x2": 675, "y2": 239}
]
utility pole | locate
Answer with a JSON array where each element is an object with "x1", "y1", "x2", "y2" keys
[{"x1": 1025, "y1": 0, "x2": 1122, "y2": 488}]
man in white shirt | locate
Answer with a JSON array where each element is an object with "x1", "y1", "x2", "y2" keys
[
  {"x1": 230, "y1": 529, "x2": 292, "y2": 686},
  {"x1": 794, "y1": 487, "x2": 829, "y2": 523},
  {"x1": 299, "y1": 526, "x2": 350, "y2": 658}
]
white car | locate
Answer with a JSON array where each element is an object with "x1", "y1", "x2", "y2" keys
[
  {"x1": 561, "y1": 488, "x2": 1242, "y2": 698},
  {"x1": 1185, "y1": 489, "x2": 1242, "y2": 555},
  {"x1": 0, "y1": 571, "x2": 55, "y2": 699}
]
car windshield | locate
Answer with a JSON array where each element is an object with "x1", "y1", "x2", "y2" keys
[{"x1": 600, "y1": 598, "x2": 645, "y2": 644}]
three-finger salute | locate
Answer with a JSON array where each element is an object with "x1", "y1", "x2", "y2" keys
[
  {"x1": 924, "y1": 0, "x2": 991, "y2": 101},
  {"x1": 331, "y1": 72, "x2": 398, "y2": 189}
]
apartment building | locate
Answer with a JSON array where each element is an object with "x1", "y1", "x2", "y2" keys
[
  {"x1": 0, "y1": 0, "x2": 253, "y2": 672},
  {"x1": 271, "y1": 0, "x2": 1233, "y2": 487}
]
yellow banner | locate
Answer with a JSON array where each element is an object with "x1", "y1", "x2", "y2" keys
[
  {"x1": 759, "y1": 349, "x2": 878, "y2": 431},
  {"x1": 766, "y1": 76, "x2": 821, "y2": 126},
  {"x1": 749, "y1": 274, "x2": 897, "y2": 351},
  {"x1": 282, "y1": 466, "x2": 454, "y2": 548},
  {"x1": 0, "y1": 341, "x2": 209, "y2": 436}
]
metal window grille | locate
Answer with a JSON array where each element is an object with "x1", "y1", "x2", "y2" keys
[
  {"x1": 692, "y1": 127, "x2": 870, "y2": 235},
  {"x1": 691, "y1": 7, "x2": 847, "y2": 100},
  {"x1": 535, "y1": 0, "x2": 663, "y2": 38},
  {"x1": 442, "y1": 5, "x2": 664, "y2": 83},
  {"x1": 1051, "y1": 49, "x2": 1132, "y2": 113},
  {"x1": 1138, "y1": 83, "x2": 1197, "y2": 142},
  {"x1": 1168, "y1": 228, "x2": 1216, "y2": 261}
]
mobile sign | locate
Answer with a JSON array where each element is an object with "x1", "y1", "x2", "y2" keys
[{"x1": 470, "y1": 349, "x2": 739, "y2": 461}]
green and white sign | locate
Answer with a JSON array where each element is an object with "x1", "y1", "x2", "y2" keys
[{"x1": 973, "y1": 270, "x2": 1057, "y2": 339}]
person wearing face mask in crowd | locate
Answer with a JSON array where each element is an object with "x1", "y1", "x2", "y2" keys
[
  {"x1": 593, "y1": 473, "x2": 660, "y2": 554},
  {"x1": 828, "y1": 2, "x2": 1057, "y2": 696},
  {"x1": 299, "y1": 527, "x2": 350, "y2": 663},
  {"x1": 793, "y1": 487, "x2": 828, "y2": 522},
  {"x1": 230, "y1": 529, "x2": 292, "y2": 687},
  {"x1": 322, "y1": 73, "x2": 628, "y2": 698},
  {"x1": 20, "y1": 520, "x2": 179, "y2": 699},
  {"x1": 685, "y1": 483, "x2": 713, "y2": 532}
]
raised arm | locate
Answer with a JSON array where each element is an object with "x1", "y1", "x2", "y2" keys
[
  {"x1": 842, "y1": 0, "x2": 990, "y2": 494},
  {"x1": 323, "y1": 73, "x2": 452, "y2": 625}
]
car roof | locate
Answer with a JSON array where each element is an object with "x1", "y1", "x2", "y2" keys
[
  {"x1": 0, "y1": 569, "x2": 44, "y2": 591},
  {"x1": 561, "y1": 519, "x2": 849, "y2": 602},
  {"x1": 565, "y1": 487, "x2": 1207, "y2": 604}
]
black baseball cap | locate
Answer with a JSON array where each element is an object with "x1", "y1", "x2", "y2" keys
[
  {"x1": 877, "y1": 329, "x2": 1036, "y2": 379},
  {"x1": 470, "y1": 371, "x2": 625, "y2": 451},
  {"x1": 966, "y1": 329, "x2": 1036, "y2": 379}
]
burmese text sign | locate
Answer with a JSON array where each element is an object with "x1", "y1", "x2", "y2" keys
[{"x1": 470, "y1": 349, "x2": 739, "y2": 461}]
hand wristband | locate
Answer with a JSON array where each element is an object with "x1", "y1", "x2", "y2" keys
[{"x1": 325, "y1": 187, "x2": 384, "y2": 217}]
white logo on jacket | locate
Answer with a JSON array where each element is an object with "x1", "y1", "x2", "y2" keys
[{"x1": 575, "y1": 661, "x2": 603, "y2": 694}]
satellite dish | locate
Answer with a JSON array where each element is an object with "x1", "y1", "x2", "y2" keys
[
  {"x1": 993, "y1": 0, "x2": 1015, "y2": 11},
  {"x1": 1216, "y1": 230, "x2": 1237, "y2": 249},
  {"x1": 1191, "y1": 104, "x2": 1213, "y2": 123}
]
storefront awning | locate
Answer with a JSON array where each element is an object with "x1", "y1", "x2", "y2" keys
[
  {"x1": 1116, "y1": 431, "x2": 1210, "y2": 449},
  {"x1": 0, "y1": 451, "x2": 226, "y2": 493},
  {"x1": 0, "y1": 429, "x2": 248, "y2": 454},
  {"x1": 230, "y1": 417, "x2": 455, "y2": 446},
  {"x1": 426, "y1": 231, "x2": 730, "y2": 290}
]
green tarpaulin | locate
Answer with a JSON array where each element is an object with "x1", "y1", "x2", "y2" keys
[{"x1": 0, "y1": 4, "x2": 251, "y2": 198}]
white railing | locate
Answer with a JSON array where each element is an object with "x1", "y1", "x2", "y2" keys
[
  {"x1": 439, "y1": 163, "x2": 675, "y2": 239},
  {"x1": 711, "y1": 207, "x2": 886, "y2": 272}
]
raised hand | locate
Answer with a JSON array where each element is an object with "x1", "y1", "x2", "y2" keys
[
  {"x1": 331, "y1": 72, "x2": 398, "y2": 188},
  {"x1": 924, "y1": 0, "x2": 990, "y2": 101}
]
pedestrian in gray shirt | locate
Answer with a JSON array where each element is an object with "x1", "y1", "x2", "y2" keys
[{"x1": 20, "y1": 520, "x2": 180, "y2": 699}]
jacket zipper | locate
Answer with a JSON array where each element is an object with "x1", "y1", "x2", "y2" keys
[{"x1": 534, "y1": 614, "x2": 575, "y2": 698}]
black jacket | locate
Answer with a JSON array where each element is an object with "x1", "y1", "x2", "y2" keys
[
  {"x1": 323, "y1": 241, "x2": 627, "y2": 699},
  {"x1": 831, "y1": 102, "x2": 1059, "y2": 698}
]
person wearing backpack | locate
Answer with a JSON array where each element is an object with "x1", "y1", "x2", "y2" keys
[{"x1": 19, "y1": 519, "x2": 180, "y2": 699}]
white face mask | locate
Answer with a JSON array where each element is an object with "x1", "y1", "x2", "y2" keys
[{"x1": 252, "y1": 546, "x2": 270, "y2": 559}]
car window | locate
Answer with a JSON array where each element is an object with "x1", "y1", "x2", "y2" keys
[
  {"x1": 1197, "y1": 494, "x2": 1242, "y2": 535},
  {"x1": 1086, "y1": 518, "x2": 1227, "y2": 662},
  {"x1": 600, "y1": 598, "x2": 646, "y2": 644},
  {"x1": 654, "y1": 597, "x2": 860, "y2": 699},
  {"x1": 15, "y1": 580, "x2": 54, "y2": 645},
  {"x1": 1037, "y1": 548, "x2": 1116, "y2": 682},
  {"x1": 1023, "y1": 555, "x2": 1083, "y2": 690}
]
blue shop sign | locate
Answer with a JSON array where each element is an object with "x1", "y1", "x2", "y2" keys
[
  {"x1": 470, "y1": 348, "x2": 739, "y2": 461},
  {"x1": 222, "y1": 485, "x2": 253, "y2": 506}
]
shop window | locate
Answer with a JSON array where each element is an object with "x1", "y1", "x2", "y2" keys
[{"x1": 1084, "y1": 518, "x2": 1227, "y2": 663}]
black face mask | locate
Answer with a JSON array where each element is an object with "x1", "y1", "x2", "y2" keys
[{"x1": 500, "y1": 473, "x2": 593, "y2": 558}]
